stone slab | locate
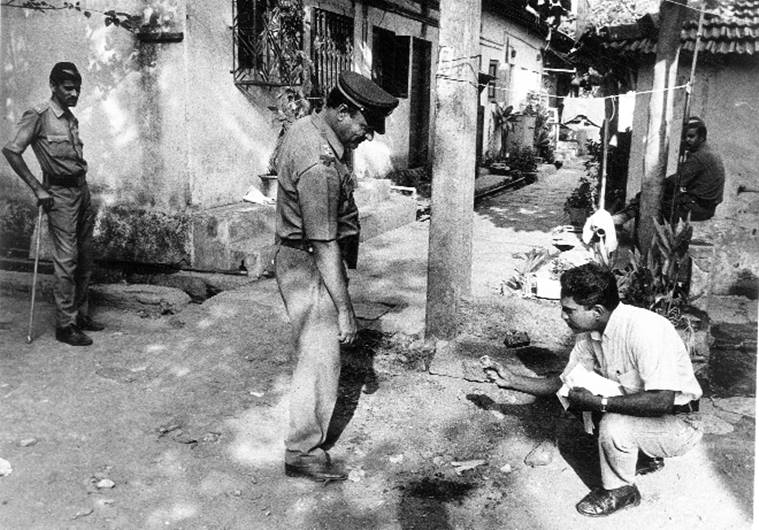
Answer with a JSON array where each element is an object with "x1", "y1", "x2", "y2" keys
[
  {"x1": 125, "y1": 270, "x2": 257, "y2": 302},
  {"x1": 90, "y1": 284, "x2": 191, "y2": 315},
  {"x1": 0, "y1": 270, "x2": 55, "y2": 302},
  {"x1": 712, "y1": 397, "x2": 755, "y2": 419},
  {"x1": 428, "y1": 338, "x2": 537, "y2": 405}
]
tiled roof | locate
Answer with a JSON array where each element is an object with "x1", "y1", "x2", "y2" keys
[{"x1": 601, "y1": 0, "x2": 759, "y2": 55}]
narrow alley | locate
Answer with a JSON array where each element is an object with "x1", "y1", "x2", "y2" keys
[{"x1": 0, "y1": 163, "x2": 753, "y2": 529}]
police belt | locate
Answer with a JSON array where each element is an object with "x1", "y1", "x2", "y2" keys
[
  {"x1": 45, "y1": 171, "x2": 86, "y2": 187},
  {"x1": 672, "y1": 399, "x2": 699, "y2": 414},
  {"x1": 279, "y1": 238, "x2": 313, "y2": 253}
]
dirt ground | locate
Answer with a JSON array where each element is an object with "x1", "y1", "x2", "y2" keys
[{"x1": 0, "y1": 162, "x2": 754, "y2": 529}]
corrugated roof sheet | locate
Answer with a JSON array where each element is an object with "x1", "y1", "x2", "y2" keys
[{"x1": 602, "y1": 0, "x2": 759, "y2": 55}]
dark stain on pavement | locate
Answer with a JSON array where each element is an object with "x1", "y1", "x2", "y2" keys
[{"x1": 398, "y1": 477, "x2": 476, "y2": 529}]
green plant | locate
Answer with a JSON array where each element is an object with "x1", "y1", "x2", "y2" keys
[
  {"x1": 509, "y1": 147, "x2": 538, "y2": 174},
  {"x1": 564, "y1": 138, "x2": 602, "y2": 215},
  {"x1": 0, "y1": 198, "x2": 36, "y2": 253},
  {"x1": 564, "y1": 174, "x2": 597, "y2": 214},
  {"x1": 615, "y1": 217, "x2": 694, "y2": 326},
  {"x1": 257, "y1": 0, "x2": 309, "y2": 88},
  {"x1": 487, "y1": 103, "x2": 517, "y2": 161},
  {"x1": 257, "y1": 0, "x2": 314, "y2": 173},
  {"x1": 532, "y1": 105, "x2": 555, "y2": 164},
  {"x1": 266, "y1": 87, "x2": 312, "y2": 173},
  {"x1": 502, "y1": 247, "x2": 556, "y2": 295}
]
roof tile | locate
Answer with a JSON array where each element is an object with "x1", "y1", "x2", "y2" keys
[{"x1": 601, "y1": 0, "x2": 759, "y2": 55}]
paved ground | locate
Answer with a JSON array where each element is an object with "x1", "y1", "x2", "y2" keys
[{"x1": 0, "y1": 161, "x2": 754, "y2": 529}]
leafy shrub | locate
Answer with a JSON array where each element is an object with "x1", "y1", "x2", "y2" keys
[
  {"x1": 0, "y1": 198, "x2": 36, "y2": 253},
  {"x1": 509, "y1": 147, "x2": 538, "y2": 174},
  {"x1": 615, "y1": 217, "x2": 693, "y2": 326}
]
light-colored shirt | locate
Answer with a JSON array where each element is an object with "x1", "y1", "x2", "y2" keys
[
  {"x1": 275, "y1": 112, "x2": 359, "y2": 242},
  {"x1": 4, "y1": 98, "x2": 87, "y2": 178},
  {"x1": 561, "y1": 303, "x2": 702, "y2": 405}
]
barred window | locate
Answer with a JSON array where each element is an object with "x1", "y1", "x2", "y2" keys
[
  {"x1": 488, "y1": 59, "x2": 499, "y2": 100},
  {"x1": 233, "y1": 0, "x2": 304, "y2": 87},
  {"x1": 310, "y1": 8, "x2": 354, "y2": 97}
]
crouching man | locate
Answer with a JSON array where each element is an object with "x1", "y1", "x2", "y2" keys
[{"x1": 482, "y1": 263, "x2": 703, "y2": 517}]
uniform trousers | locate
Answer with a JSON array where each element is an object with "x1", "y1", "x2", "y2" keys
[
  {"x1": 598, "y1": 412, "x2": 703, "y2": 489},
  {"x1": 46, "y1": 183, "x2": 95, "y2": 328},
  {"x1": 275, "y1": 245, "x2": 342, "y2": 465}
]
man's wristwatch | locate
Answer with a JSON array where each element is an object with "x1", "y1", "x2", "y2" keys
[{"x1": 600, "y1": 396, "x2": 608, "y2": 413}]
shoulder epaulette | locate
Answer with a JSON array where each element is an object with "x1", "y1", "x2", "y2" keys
[
  {"x1": 319, "y1": 143, "x2": 336, "y2": 167},
  {"x1": 31, "y1": 101, "x2": 50, "y2": 114}
]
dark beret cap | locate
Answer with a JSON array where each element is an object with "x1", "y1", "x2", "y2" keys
[
  {"x1": 49, "y1": 62, "x2": 81, "y2": 84},
  {"x1": 337, "y1": 71, "x2": 399, "y2": 134}
]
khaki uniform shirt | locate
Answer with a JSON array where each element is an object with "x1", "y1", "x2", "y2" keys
[
  {"x1": 275, "y1": 112, "x2": 359, "y2": 243},
  {"x1": 562, "y1": 303, "x2": 703, "y2": 405},
  {"x1": 4, "y1": 97, "x2": 87, "y2": 179}
]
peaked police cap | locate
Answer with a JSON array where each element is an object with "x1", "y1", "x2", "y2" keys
[{"x1": 337, "y1": 71, "x2": 399, "y2": 134}]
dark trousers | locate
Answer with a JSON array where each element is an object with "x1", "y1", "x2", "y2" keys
[{"x1": 46, "y1": 183, "x2": 95, "y2": 328}]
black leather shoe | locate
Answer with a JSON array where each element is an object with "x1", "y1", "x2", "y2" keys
[
  {"x1": 285, "y1": 460, "x2": 348, "y2": 482},
  {"x1": 56, "y1": 325, "x2": 93, "y2": 346},
  {"x1": 636, "y1": 454, "x2": 664, "y2": 475},
  {"x1": 76, "y1": 315, "x2": 105, "y2": 331},
  {"x1": 576, "y1": 485, "x2": 641, "y2": 517}
]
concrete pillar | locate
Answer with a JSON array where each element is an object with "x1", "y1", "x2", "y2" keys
[{"x1": 425, "y1": 0, "x2": 481, "y2": 339}]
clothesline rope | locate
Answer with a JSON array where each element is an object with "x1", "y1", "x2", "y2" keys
[{"x1": 435, "y1": 72, "x2": 689, "y2": 101}]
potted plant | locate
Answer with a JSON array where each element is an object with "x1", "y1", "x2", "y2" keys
[
  {"x1": 564, "y1": 175, "x2": 596, "y2": 226},
  {"x1": 488, "y1": 102, "x2": 517, "y2": 162},
  {"x1": 509, "y1": 147, "x2": 539, "y2": 184},
  {"x1": 564, "y1": 141, "x2": 601, "y2": 225},
  {"x1": 614, "y1": 218, "x2": 709, "y2": 374},
  {"x1": 502, "y1": 247, "x2": 556, "y2": 297}
]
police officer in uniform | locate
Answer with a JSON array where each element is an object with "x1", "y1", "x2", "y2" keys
[
  {"x1": 3, "y1": 62, "x2": 104, "y2": 346},
  {"x1": 275, "y1": 71, "x2": 398, "y2": 481}
]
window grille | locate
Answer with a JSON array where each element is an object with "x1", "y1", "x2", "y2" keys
[
  {"x1": 488, "y1": 60, "x2": 499, "y2": 100},
  {"x1": 232, "y1": 0, "x2": 303, "y2": 87},
  {"x1": 310, "y1": 8, "x2": 354, "y2": 97}
]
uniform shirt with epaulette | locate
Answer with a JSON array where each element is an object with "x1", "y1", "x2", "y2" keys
[
  {"x1": 275, "y1": 112, "x2": 359, "y2": 243},
  {"x1": 4, "y1": 98, "x2": 87, "y2": 180}
]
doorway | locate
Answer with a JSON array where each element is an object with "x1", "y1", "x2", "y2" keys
[{"x1": 408, "y1": 37, "x2": 432, "y2": 168}]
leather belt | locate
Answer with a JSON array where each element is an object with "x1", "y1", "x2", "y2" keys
[
  {"x1": 46, "y1": 172, "x2": 86, "y2": 187},
  {"x1": 279, "y1": 238, "x2": 313, "y2": 253},
  {"x1": 672, "y1": 400, "x2": 699, "y2": 414}
]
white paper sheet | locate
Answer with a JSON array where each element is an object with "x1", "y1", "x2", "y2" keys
[{"x1": 557, "y1": 363, "x2": 624, "y2": 434}]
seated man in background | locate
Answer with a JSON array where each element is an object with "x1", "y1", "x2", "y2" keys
[
  {"x1": 613, "y1": 117, "x2": 725, "y2": 225},
  {"x1": 482, "y1": 263, "x2": 703, "y2": 517}
]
